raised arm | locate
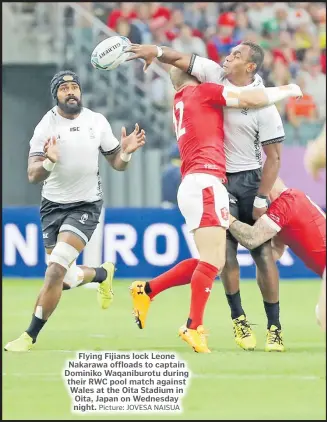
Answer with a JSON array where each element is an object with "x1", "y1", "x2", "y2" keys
[
  {"x1": 105, "y1": 125, "x2": 146, "y2": 171},
  {"x1": 126, "y1": 44, "x2": 224, "y2": 85},
  {"x1": 100, "y1": 117, "x2": 145, "y2": 171},
  {"x1": 204, "y1": 82, "x2": 303, "y2": 110},
  {"x1": 224, "y1": 84, "x2": 303, "y2": 109},
  {"x1": 126, "y1": 44, "x2": 192, "y2": 72}
]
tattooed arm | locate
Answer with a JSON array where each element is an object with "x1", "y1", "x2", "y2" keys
[
  {"x1": 229, "y1": 215, "x2": 278, "y2": 250},
  {"x1": 271, "y1": 235, "x2": 286, "y2": 261}
]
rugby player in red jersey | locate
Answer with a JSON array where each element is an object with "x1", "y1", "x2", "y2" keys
[
  {"x1": 304, "y1": 123, "x2": 326, "y2": 332},
  {"x1": 228, "y1": 177, "x2": 326, "y2": 342},
  {"x1": 129, "y1": 69, "x2": 303, "y2": 353}
]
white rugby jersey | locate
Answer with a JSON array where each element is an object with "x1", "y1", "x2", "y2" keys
[
  {"x1": 29, "y1": 107, "x2": 120, "y2": 204},
  {"x1": 188, "y1": 55, "x2": 285, "y2": 173}
]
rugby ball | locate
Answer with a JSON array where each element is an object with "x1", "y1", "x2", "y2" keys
[{"x1": 91, "y1": 36, "x2": 131, "y2": 71}]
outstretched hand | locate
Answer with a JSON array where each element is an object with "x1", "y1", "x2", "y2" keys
[
  {"x1": 44, "y1": 136, "x2": 59, "y2": 163},
  {"x1": 121, "y1": 123, "x2": 146, "y2": 153},
  {"x1": 125, "y1": 44, "x2": 158, "y2": 72}
]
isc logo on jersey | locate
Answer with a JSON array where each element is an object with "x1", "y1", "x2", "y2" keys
[{"x1": 91, "y1": 36, "x2": 131, "y2": 71}]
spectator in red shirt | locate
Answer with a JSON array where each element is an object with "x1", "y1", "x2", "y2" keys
[
  {"x1": 148, "y1": 2, "x2": 172, "y2": 32},
  {"x1": 107, "y1": 3, "x2": 137, "y2": 31},
  {"x1": 273, "y1": 31, "x2": 297, "y2": 66},
  {"x1": 206, "y1": 12, "x2": 239, "y2": 63}
]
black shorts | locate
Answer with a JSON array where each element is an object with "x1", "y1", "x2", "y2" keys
[
  {"x1": 40, "y1": 198, "x2": 103, "y2": 248},
  {"x1": 224, "y1": 168, "x2": 262, "y2": 242}
]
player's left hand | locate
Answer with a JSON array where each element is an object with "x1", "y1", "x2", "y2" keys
[
  {"x1": 121, "y1": 123, "x2": 146, "y2": 153},
  {"x1": 125, "y1": 44, "x2": 158, "y2": 72},
  {"x1": 252, "y1": 206, "x2": 267, "y2": 220}
]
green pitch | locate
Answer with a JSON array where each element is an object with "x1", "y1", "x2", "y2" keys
[{"x1": 2, "y1": 278, "x2": 326, "y2": 420}]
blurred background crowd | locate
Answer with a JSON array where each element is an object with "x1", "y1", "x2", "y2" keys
[
  {"x1": 2, "y1": 2, "x2": 326, "y2": 208},
  {"x1": 98, "y1": 2, "x2": 326, "y2": 125},
  {"x1": 90, "y1": 2, "x2": 325, "y2": 205}
]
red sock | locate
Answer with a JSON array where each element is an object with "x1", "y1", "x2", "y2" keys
[
  {"x1": 187, "y1": 261, "x2": 219, "y2": 329},
  {"x1": 147, "y1": 258, "x2": 199, "y2": 299}
]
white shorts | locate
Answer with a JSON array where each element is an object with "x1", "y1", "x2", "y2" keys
[{"x1": 177, "y1": 173, "x2": 229, "y2": 233}]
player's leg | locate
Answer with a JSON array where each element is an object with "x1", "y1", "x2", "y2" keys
[
  {"x1": 178, "y1": 174, "x2": 229, "y2": 353},
  {"x1": 4, "y1": 232, "x2": 84, "y2": 352},
  {"x1": 130, "y1": 258, "x2": 199, "y2": 329},
  {"x1": 46, "y1": 251, "x2": 105, "y2": 291},
  {"x1": 220, "y1": 234, "x2": 256, "y2": 351},
  {"x1": 221, "y1": 177, "x2": 256, "y2": 350},
  {"x1": 61, "y1": 200, "x2": 115, "y2": 309},
  {"x1": 238, "y1": 171, "x2": 284, "y2": 352},
  {"x1": 43, "y1": 216, "x2": 114, "y2": 304},
  {"x1": 251, "y1": 242, "x2": 284, "y2": 352},
  {"x1": 316, "y1": 268, "x2": 326, "y2": 331},
  {"x1": 178, "y1": 226, "x2": 225, "y2": 353}
]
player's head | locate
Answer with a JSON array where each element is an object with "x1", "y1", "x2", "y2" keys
[
  {"x1": 223, "y1": 42, "x2": 264, "y2": 78},
  {"x1": 50, "y1": 70, "x2": 82, "y2": 115},
  {"x1": 169, "y1": 67, "x2": 199, "y2": 91}
]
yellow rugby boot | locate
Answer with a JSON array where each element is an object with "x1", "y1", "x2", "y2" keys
[
  {"x1": 232, "y1": 315, "x2": 256, "y2": 351},
  {"x1": 97, "y1": 262, "x2": 115, "y2": 310},
  {"x1": 265, "y1": 325, "x2": 285, "y2": 352},
  {"x1": 178, "y1": 325, "x2": 211, "y2": 353},
  {"x1": 4, "y1": 332, "x2": 33, "y2": 352},
  {"x1": 129, "y1": 281, "x2": 151, "y2": 329}
]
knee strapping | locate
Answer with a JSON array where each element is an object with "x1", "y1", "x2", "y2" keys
[
  {"x1": 49, "y1": 242, "x2": 80, "y2": 270},
  {"x1": 64, "y1": 261, "x2": 84, "y2": 288}
]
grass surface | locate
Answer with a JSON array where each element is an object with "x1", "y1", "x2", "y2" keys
[{"x1": 2, "y1": 278, "x2": 326, "y2": 420}]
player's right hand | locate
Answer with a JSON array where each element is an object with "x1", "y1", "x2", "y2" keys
[
  {"x1": 125, "y1": 44, "x2": 158, "y2": 72},
  {"x1": 287, "y1": 84, "x2": 303, "y2": 99},
  {"x1": 44, "y1": 136, "x2": 59, "y2": 163}
]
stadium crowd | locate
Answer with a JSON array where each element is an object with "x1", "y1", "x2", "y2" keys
[
  {"x1": 96, "y1": 2, "x2": 327, "y2": 125},
  {"x1": 75, "y1": 2, "x2": 326, "y2": 205}
]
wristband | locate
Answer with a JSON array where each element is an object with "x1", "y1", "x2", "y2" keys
[
  {"x1": 156, "y1": 46, "x2": 163, "y2": 58},
  {"x1": 120, "y1": 152, "x2": 132, "y2": 162},
  {"x1": 42, "y1": 158, "x2": 56, "y2": 172},
  {"x1": 253, "y1": 195, "x2": 268, "y2": 208}
]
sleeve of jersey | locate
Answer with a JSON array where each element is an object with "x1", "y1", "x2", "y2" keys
[
  {"x1": 187, "y1": 55, "x2": 224, "y2": 83},
  {"x1": 29, "y1": 119, "x2": 47, "y2": 158},
  {"x1": 198, "y1": 83, "x2": 227, "y2": 106},
  {"x1": 99, "y1": 115, "x2": 121, "y2": 156},
  {"x1": 257, "y1": 105, "x2": 285, "y2": 146},
  {"x1": 262, "y1": 197, "x2": 291, "y2": 232}
]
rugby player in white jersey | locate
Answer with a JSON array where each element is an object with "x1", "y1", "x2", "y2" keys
[
  {"x1": 127, "y1": 42, "x2": 289, "y2": 352},
  {"x1": 5, "y1": 70, "x2": 146, "y2": 352}
]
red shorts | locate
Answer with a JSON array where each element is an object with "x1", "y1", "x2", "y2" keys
[{"x1": 177, "y1": 173, "x2": 229, "y2": 232}]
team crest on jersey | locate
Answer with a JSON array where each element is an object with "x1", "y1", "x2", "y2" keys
[
  {"x1": 241, "y1": 108, "x2": 249, "y2": 115},
  {"x1": 78, "y1": 213, "x2": 88, "y2": 225},
  {"x1": 221, "y1": 207, "x2": 229, "y2": 220}
]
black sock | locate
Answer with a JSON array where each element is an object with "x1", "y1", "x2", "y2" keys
[
  {"x1": 91, "y1": 267, "x2": 107, "y2": 283},
  {"x1": 226, "y1": 291, "x2": 245, "y2": 319},
  {"x1": 186, "y1": 318, "x2": 192, "y2": 329},
  {"x1": 144, "y1": 282, "x2": 152, "y2": 295},
  {"x1": 264, "y1": 301, "x2": 281, "y2": 329},
  {"x1": 26, "y1": 314, "x2": 47, "y2": 344}
]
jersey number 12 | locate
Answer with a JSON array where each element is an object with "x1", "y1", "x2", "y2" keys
[{"x1": 173, "y1": 101, "x2": 186, "y2": 141}]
